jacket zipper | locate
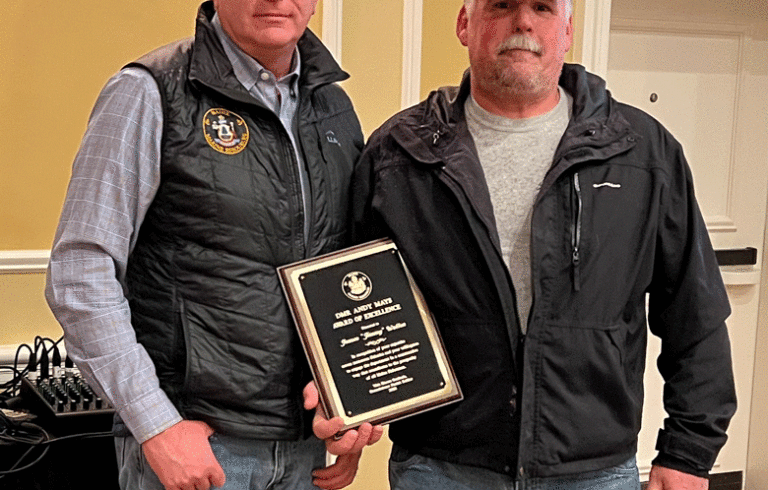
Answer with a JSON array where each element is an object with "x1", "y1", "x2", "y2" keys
[
  {"x1": 432, "y1": 129, "x2": 443, "y2": 146},
  {"x1": 571, "y1": 172, "x2": 582, "y2": 291}
]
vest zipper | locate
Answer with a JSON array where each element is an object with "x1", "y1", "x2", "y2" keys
[{"x1": 571, "y1": 172, "x2": 582, "y2": 291}]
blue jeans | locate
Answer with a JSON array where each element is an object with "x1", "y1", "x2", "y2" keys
[
  {"x1": 389, "y1": 446, "x2": 641, "y2": 490},
  {"x1": 115, "y1": 433, "x2": 326, "y2": 490}
]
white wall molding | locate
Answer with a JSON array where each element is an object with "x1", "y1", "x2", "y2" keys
[
  {"x1": 322, "y1": 0, "x2": 344, "y2": 64},
  {"x1": 401, "y1": 0, "x2": 424, "y2": 109},
  {"x1": 580, "y1": 0, "x2": 613, "y2": 78},
  {"x1": 610, "y1": 18, "x2": 748, "y2": 236},
  {"x1": 0, "y1": 250, "x2": 50, "y2": 274}
]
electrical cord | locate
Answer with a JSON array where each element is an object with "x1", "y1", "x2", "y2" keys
[
  {"x1": 0, "y1": 409, "x2": 112, "y2": 478},
  {"x1": 0, "y1": 409, "x2": 50, "y2": 478},
  {"x1": 0, "y1": 335, "x2": 112, "y2": 478},
  {"x1": 1, "y1": 336, "x2": 65, "y2": 400}
]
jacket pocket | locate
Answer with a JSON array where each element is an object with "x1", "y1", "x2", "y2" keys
[
  {"x1": 390, "y1": 318, "x2": 516, "y2": 448},
  {"x1": 533, "y1": 321, "x2": 640, "y2": 465}
]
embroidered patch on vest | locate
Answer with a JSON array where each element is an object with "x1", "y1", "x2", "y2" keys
[{"x1": 203, "y1": 108, "x2": 249, "y2": 155}]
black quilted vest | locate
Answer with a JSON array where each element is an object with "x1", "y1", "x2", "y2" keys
[{"x1": 124, "y1": 1, "x2": 363, "y2": 439}]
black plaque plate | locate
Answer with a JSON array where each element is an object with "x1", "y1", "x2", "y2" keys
[{"x1": 278, "y1": 238, "x2": 462, "y2": 430}]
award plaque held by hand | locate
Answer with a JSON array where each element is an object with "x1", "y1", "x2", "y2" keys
[{"x1": 278, "y1": 238, "x2": 462, "y2": 430}]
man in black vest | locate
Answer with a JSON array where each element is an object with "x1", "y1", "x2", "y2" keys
[{"x1": 45, "y1": 1, "x2": 380, "y2": 489}]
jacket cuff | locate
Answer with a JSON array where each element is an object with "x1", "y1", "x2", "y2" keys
[{"x1": 653, "y1": 429, "x2": 716, "y2": 478}]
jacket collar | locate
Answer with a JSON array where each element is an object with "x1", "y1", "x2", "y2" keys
[
  {"x1": 188, "y1": 1, "x2": 349, "y2": 104},
  {"x1": 394, "y1": 63, "x2": 638, "y2": 168},
  {"x1": 388, "y1": 64, "x2": 641, "y2": 242}
]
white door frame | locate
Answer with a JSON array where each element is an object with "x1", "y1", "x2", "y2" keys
[
  {"x1": 579, "y1": 0, "x2": 613, "y2": 78},
  {"x1": 322, "y1": 0, "x2": 344, "y2": 63}
]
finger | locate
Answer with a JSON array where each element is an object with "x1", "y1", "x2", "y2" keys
[
  {"x1": 303, "y1": 381, "x2": 319, "y2": 410},
  {"x1": 325, "y1": 422, "x2": 382, "y2": 455},
  {"x1": 312, "y1": 469, "x2": 354, "y2": 490},
  {"x1": 190, "y1": 477, "x2": 210, "y2": 490},
  {"x1": 325, "y1": 427, "x2": 366, "y2": 455},
  {"x1": 313, "y1": 473, "x2": 351, "y2": 490},
  {"x1": 347, "y1": 423, "x2": 373, "y2": 454},
  {"x1": 312, "y1": 468, "x2": 352, "y2": 490},
  {"x1": 312, "y1": 452, "x2": 361, "y2": 490},
  {"x1": 209, "y1": 463, "x2": 227, "y2": 488},
  {"x1": 313, "y1": 413, "x2": 345, "y2": 440},
  {"x1": 368, "y1": 425, "x2": 385, "y2": 445}
]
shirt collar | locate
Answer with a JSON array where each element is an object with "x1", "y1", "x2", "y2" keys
[{"x1": 211, "y1": 13, "x2": 301, "y2": 93}]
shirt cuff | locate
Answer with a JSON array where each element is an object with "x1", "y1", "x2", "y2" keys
[{"x1": 118, "y1": 388, "x2": 183, "y2": 444}]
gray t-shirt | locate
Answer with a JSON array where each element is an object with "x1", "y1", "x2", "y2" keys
[{"x1": 465, "y1": 87, "x2": 572, "y2": 331}]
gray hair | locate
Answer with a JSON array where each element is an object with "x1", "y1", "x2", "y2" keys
[{"x1": 464, "y1": 0, "x2": 573, "y2": 19}]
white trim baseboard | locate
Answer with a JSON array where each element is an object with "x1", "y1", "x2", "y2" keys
[
  {"x1": 0, "y1": 343, "x2": 68, "y2": 385},
  {"x1": 0, "y1": 344, "x2": 32, "y2": 366},
  {"x1": 0, "y1": 250, "x2": 50, "y2": 274}
]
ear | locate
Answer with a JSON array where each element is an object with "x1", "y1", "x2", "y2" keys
[
  {"x1": 563, "y1": 14, "x2": 574, "y2": 53},
  {"x1": 456, "y1": 5, "x2": 469, "y2": 47}
]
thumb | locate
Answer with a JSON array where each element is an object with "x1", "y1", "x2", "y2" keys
[
  {"x1": 188, "y1": 419, "x2": 216, "y2": 438},
  {"x1": 303, "y1": 381, "x2": 319, "y2": 410}
]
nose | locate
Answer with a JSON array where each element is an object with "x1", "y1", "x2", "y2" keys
[{"x1": 510, "y1": 5, "x2": 534, "y2": 33}]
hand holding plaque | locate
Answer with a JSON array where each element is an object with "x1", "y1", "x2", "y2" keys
[{"x1": 278, "y1": 239, "x2": 462, "y2": 431}]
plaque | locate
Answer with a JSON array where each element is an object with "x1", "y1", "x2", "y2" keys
[{"x1": 278, "y1": 238, "x2": 462, "y2": 430}]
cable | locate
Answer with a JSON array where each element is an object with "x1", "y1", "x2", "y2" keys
[
  {"x1": 0, "y1": 424, "x2": 112, "y2": 477},
  {"x1": 0, "y1": 335, "x2": 114, "y2": 477},
  {"x1": 2, "y1": 336, "x2": 65, "y2": 399},
  {"x1": 0, "y1": 414, "x2": 50, "y2": 478},
  {"x1": 40, "y1": 430, "x2": 113, "y2": 445}
]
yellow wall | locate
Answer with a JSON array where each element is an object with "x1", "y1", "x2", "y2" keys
[
  {"x1": 0, "y1": 1, "x2": 201, "y2": 252},
  {"x1": 0, "y1": 274, "x2": 62, "y2": 345},
  {"x1": 309, "y1": 1, "x2": 323, "y2": 35},
  {"x1": 420, "y1": 0, "x2": 468, "y2": 98},
  {"x1": 1, "y1": 1, "x2": 202, "y2": 345},
  {"x1": 340, "y1": 0, "x2": 404, "y2": 135}
]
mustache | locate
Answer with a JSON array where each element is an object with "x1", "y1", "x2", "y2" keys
[{"x1": 497, "y1": 35, "x2": 542, "y2": 55}]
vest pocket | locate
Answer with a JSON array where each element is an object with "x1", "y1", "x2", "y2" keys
[{"x1": 179, "y1": 297, "x2": 293, "y2": 403}]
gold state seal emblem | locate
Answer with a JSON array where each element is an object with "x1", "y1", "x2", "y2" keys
[
  {"x1": 203, "y1": 108, "x2": 249, "y2": 155},
  {"x1": 342, "y1": 272, "x2": 372, "y2": 301}
]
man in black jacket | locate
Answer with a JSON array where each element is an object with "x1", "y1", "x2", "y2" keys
[
  {"x1": 311, "y1": 0, "x2": 736, "y2": 488},
  {"x1": 45, "y1": 1, "x2": 381, "y2": 489}
]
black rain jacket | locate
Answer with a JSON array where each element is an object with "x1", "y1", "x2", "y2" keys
[{"x1": 351, "y1": 64, "x2": 736, "y2": 478}]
